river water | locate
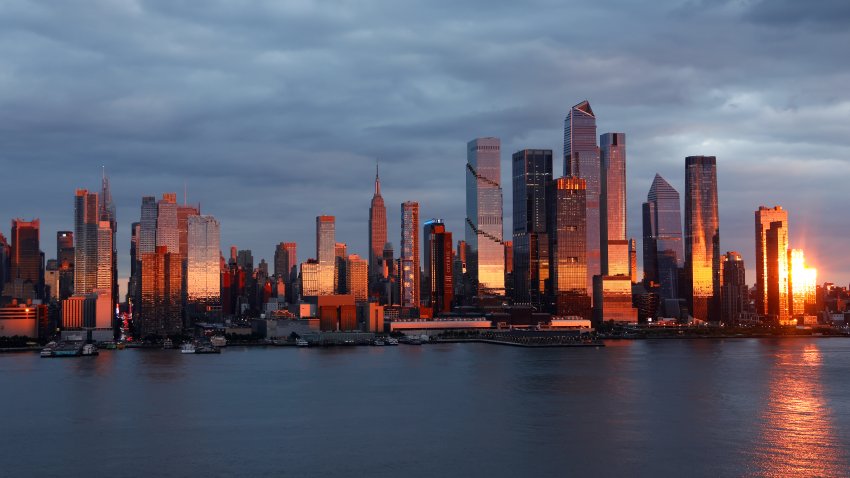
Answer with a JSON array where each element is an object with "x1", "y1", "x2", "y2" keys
[{"x1": 3, "y1": 338, "x2": 850, "y2": 477}]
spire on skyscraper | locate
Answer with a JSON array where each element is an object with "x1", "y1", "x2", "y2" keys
[{"x1": 375, "y1": 160, "x2": 381, "y2": 196}]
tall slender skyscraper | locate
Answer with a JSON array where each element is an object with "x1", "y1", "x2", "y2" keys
[
  {"x1": 423, "y1": 219, "x2": 453, "y2": 314},
  {"x1": 369, "y1": 163, "x2": 387, "y2": 294},
  {"x1": 721, "y1": 251, "x2": 747, "y2": 325},
  {"x1": 74, "y1": 190, "x2": 99, "y2": 295},
  {"x1": 100, "y1": 168, "x2": 118, "y2": 311},
  {"x1": 755, "y1": 206, "x2": 788, "y2": 320},
  {"x1": 684, "y1": 156, "x2": 720, "y2": 321},
  {"x1": 316, "y1": 216, "x2": 335, "y2": 296},
  {"x1": 788, "y1": 249, "x2": 816, "y2": 317},
  {"x1": 335, "y1": 242, "x2": 348, "y2": 294},
  {"x1": 547, "y1": 177, "x2": 591, "y2": 319},
  {"x1": 600, "y1": 132, "x2": 627, "y2": 275},
  {"x1": 642, "y1": 174, "x2": 684, "y2": 304},
  {"x1": 564, "y1": 101, "x2": 600, "y2": 296},
  {"x1": 400, "y1": 201, "x2": 420, "y2": 307},
  {"x1": 466, "y1": 137, "x2": 505, "y2": 297},
  {"x1": 511, "y1": 149, "x2": 552, "y2": 306}
]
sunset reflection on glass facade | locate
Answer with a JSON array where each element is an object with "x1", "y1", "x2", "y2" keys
[
  {"x1": 789, "y1": 249, "x2": 817, "y2": 317},
  {"x1": 684, "y1": 156, "x2": 720, "y2": 321},
  {"x1": 466, "y1": 137, "x2": 505, "y2": 297},
  {"x1": 187, "y1": 215, "x2": 220, "y2": 308}
]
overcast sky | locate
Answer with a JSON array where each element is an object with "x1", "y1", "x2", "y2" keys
[{"x1": 1, "y1": 0, "x2": 849, "y2": 295}]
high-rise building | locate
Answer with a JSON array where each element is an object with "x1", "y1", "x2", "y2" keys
[
  {"x1": 511, "y1": 149, "x2": 552, "y2": 306},
  {"x1": 765, "y1": 219, "x2": 790, "y2": 324},
  {"x1": 100, "y1": 169, "x2": 118, "y2": 312},
  {"x1": 788, "y1": 249, "x2": 817, "y2": 317},
  {"x1": 0, "y1": 234, "x2": 10, "y2": 287},
  {"x1": 642, "y1": 173, "x2": 684, "y2": 307},
  {"x1": 274, "y1": 242, "x2": 297, "y2": 303},
  {"x1": 423, "y1": 219, "x2": 453, "y2": 314},
  {"x1": 400, "y1": 201, "x2": 420, "y2": 307},
  {"x1": 187, "y1": 215, "x2": 221, "y2": 317},
  {"x1": 57, "y1": 231, "x2": 74, "y2": 265},
  {"x1": 6, "y1": 219, "x2": 43, "y2": 300},
  {"x1": 369, "y1": 164, "x2": 387, "y2": 294},
  {"x1": 600, "y1": 133, "x2": 627, "y2": 275},
  {"x1": 684, "y1": 156, "x2": 720, "y2": 321},
  {"x1": 755, "y1": 206, "x2": 789, "y2": 320},
  {"x1": 564, "y1": 101, "x2": 600, "y2": 297},
  {"x1": 466, "y1": 137, "x2": 505, "y2": 297},
  {"x1": 139, "y1": 246, "x2": 182, "y2": 337},
  {"x1": 547, "y1": 177, "x2": 591, "y2": 319},
  {"x1": 156, "y1": 193, "x2": 179, "y2": 254},
  {"x1": 629, "y1": 239, "x2": 638, "y2": 284},
  {"x1": 177, "y1": 204, "x2": 200, "y2": 258},
  {"x1": 128, "y1": 222, "x2": 140, "y2": 304},
  {"x1": 346, "y1": 254, "x2": 368, "y2": 303},
  {"x1": 96, "y1": 221, "x2": 113, "y2": 296},
  {"x1": 74, "y1": 190, "x2": 99, "y2": 295},
  {"x1": 316, "y1": 216, "x2": 335, "y2": 296},
  {"x1": 335, "y1": 242, "x2": 348, "y2": 294},
  {"x1": 138, "y1": 196, "x2": 157, "y2": 255},
  {"x1": 300, "y1": 259, "x2": 320, "y2": 298},
  {"x1": 720, "y1": 251, "x2": 747, "y2": 325}
]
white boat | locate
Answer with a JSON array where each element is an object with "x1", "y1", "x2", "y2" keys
[
  {"x1": 385, "y1": 337, "x2": 399, "y2": 346},
  {"x1": 209, "y1": 336, "x2": 227, "y2": 347},
  {"x1": 296, "y1": 338, "x2": 309, "y2": 347},
  {"x1": 180, "y1": 343, "x2": 196, "y2": 354},
  {"x1": 81, "y1": 344, "x2": 99, "y2": 356},
  {"x1": 372, "y1": 338, "x2": 385, "y2": 346},
  {"x1": 40, "y1": 348, "x2": 54, "y2": 358}
]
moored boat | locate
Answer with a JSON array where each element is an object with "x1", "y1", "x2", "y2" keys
[
  {"x1": 296, "y1": 338, "x2": 309, "y2": 347},
  {"x1": 180, "y1": 343, "x2": 196, "y2": 354}
]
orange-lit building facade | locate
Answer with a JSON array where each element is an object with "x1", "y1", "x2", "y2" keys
[
  {"x1": 547, "y1": 176, "x2": 591, "y2": 319},
  {"x1": 139, "y1": 246, "x2": 183, "y2": 337},
  {"x1": 423, "y1": 219, "x2": 453, "y2": 315},
  {"x1": 684, "y1": 156, "x2": 720, "y2": 321},
  {"x1": 466, "y1": 137, "x2": 505, "y2": 297},
  {"x1": 316, "y1": 216, "x2": 335, "y2": 296},
  {"x1": 755, "y1": 206, "x2": 789, "y2": 321},
  {"x1": 789, "y1": 249, "x2": 817, "y2": 317}
]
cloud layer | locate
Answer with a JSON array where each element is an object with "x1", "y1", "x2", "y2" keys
[{"x1": 1, "y1": 0, "x2": 848, "y2": 293}]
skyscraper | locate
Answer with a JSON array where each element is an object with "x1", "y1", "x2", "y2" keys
[
  {"x1": 156, "y1": 193, "x2": 179, "y2": 254},
  {"x1": 274, "y1": 242, "x2": 297, "y2": 303},
  {"x1": 511, "y1": 149, "x2": 552, "y2": 306},
  {"x1": 369, "y1": 163, "x2": 387, "y2": 294},
  {"x1": 466, "y1": 137, "x2": 505, "y2": 297},
  {"x1": 57, "y1": 231, "x2": 74, "y2": 265},
  {"x1": 684, "y1": 156, "x2": 720, "y2": 321},
  {"x1": 564, "y1": 101, "x2": 600, "y2": 296},
  {"x1": 346, "y1": 254, "x2": 369, "y2": 303},
  {"x1": 74, "y1": 190, "x2": 99, "y2": 295},
  {"x1": 547, "y1": 177, "x2": 591, "y2": 319},
  {"x1": 423, "y1": 219, "x2": 453, "y2": 314},
  {"x1": 755, "y1": 206, "x2": 788, "y2": 320},
  {"x1": 316, "y1": 216, "x2": 335, "y2": 296},
  {"x1": 600, "y1": 132, "x2": 627, "y2": 275},
  {"x1": 6, "y1": 219, "x2": 43, "y2": 299},
  {"x1": 629, "y1": 239, "x2": 638, "y2": 284},
  {"x1": 139, "y1": 246, "x2": 182, "y2": 338},
  {"x1": 187, "y1": 215, "x2": 221, "y2": 316},
  {"x1": 138, "y1": 196, "x2": 157, "y2": 255},
  {"x1": 100, "y1": 169, "x2": 118, "y2": 312},
  {"x1": 642, "y1": 174, "x2": 684, "y2": 304},
  {"x1": 765, "y1": 219, "x2": 790, "y2": 324},
  {"x1": 335, "y1": 242, "x2": 348, "y2": 294},
  {"x1": 96, "y1": 221, "x2": 113, "y2": 295},
  {"x1": 400, "y1": 201, "x2": 420, "y2": 307},
  {"x1": 720, "y1": 251, "x2": 747, "y2": 325}
]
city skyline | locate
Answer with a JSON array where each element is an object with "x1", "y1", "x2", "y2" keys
[{"x1": 2, "y1": 2, "x2": 848, "y2": 290}]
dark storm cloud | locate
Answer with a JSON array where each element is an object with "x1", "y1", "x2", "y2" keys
[{"x1": 1, "y1": 0, "x2": 848, "y2": 291}]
